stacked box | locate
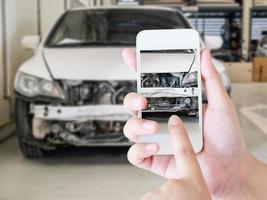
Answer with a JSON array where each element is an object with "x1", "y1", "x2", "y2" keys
[
  {"x1": 254, "y1": 0, "x2": 267, "y2": 6},
  {"x1": 253, "y1": 57, "x2": 267, "y2": 82},
  {"x1": 224, "y1": 62, "x2": 252, "y2": 83}
]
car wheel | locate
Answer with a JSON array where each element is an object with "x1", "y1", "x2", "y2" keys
[{"x1": 15, "y1": 98, "x2": 48, "y2": 158}]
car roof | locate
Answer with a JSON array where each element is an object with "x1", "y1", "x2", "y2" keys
[{"x1": 70, "y1": 5, "x2": 179, "y2": 13}]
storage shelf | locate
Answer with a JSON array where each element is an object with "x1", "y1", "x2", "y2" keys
[
  {"x1": 252, "y1": 6, "x2": 267, "y2": 12},
  {"x1": 177, "y1": 5, "x2": 242, "y2": 14},
  {"x1": 119, "y1": 0, "x2": 266, "y2": 61}
]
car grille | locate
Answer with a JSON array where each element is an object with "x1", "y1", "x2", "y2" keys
[{"x1": 59, "y1": 80, "x2": 136, "y2": 106}]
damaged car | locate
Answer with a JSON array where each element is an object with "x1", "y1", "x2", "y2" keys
[{"x1": 14, "y1": 6, "x2": 231, "y2": 158}]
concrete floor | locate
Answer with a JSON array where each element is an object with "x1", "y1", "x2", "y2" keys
[{"x1": 0, "y1": 83, "x2": 266, "y2": 200}]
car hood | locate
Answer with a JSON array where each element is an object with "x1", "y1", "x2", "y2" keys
[
  {"x1": 43, "y1": 47, "x2": 226, "y2": 81},
  {"x1": 43, "y1": 47, "x2": 136, "y2": 80}
]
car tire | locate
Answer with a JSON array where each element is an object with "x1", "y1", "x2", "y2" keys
[{"x1": 15, "y1": 98, "x2": 47, "y2": 158}]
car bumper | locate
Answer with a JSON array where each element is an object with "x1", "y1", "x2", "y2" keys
[
  {"x1": 30, "y1": 104, "x2": 132, "y2": 146},
  {"x1": 32, "y1": 104, "x2": 131, "y2": 121}
]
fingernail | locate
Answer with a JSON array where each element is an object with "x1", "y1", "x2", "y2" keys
[
  {"x1": 169, "y1": 115, "x2": 180, "y2": 126},
  {"x1": 131, "y1": 97, "x2": 141, "y2": 108},
  {"x1": 142, "y1": 121, "x2": 156, "y2": 131},
  {"x1": 145, "y1": 143, "x2": 158, "y2": 152}
]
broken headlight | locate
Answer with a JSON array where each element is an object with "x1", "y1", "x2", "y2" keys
[
  {"x1": 14, "y1": 71, "x2": 65, "y2": 99},
  {"x1": 181, "y1": 71, "x2": 197, "y2": 87}
]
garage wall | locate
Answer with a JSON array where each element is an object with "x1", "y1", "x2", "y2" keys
[
  {"x1": 0, "y1": 0, "x2": 114, "y2": 128},
  {"x1": 5, "y1": 0, "x2": 38, "y2": 98},
  {"x1": 0, "y1": 0, "x2": 4, "y2": 101},
  {"x1": 0, "y1": 0, "x2": 10, "y2": 127},
  {"x1": 39, "y1": 0, "x2": 116, "y2": 37},
  {"x1": 0, "y1": 0, "x2": 112, "y2": 128},
  {"x1": 40, "y1": 0, "x2": 65, "y2": 37}
]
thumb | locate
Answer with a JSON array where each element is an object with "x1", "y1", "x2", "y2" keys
[
  {"x1": 201, "y1": 49, "x2": 230, "y2": 109},
  {"x1": 168, "y1": 115, "x2": 203, "y2": 181}
]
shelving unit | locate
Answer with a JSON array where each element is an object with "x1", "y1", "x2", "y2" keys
[
  {"x1": 183, "y1": 6, "x2": 243, "y2": 61},
  {"x1": 142, "y1": 0, "x2": 240, "y2": 6},
  {"x1": 195, "y1": 0, "x2": 238, "y2": 7},
  {"x1": 114, "y1": 0, "x2": 266, "y2": 62},
  {"x1": 116, "y1": 0, "x2": 143, "y2": 5},
  {"x1": 143, "y1": 0, "x2": 184, "y2": 6},
  {"x1": 250, "y1": 6, "x2": 267, "y2": 57},
  {"x1": 138, "y1": 0, "x2": 244, "y2": 61}
]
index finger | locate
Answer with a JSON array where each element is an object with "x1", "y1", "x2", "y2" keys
[{"x1": 168, "y1": 115, "x2": 204, "y2": 182}]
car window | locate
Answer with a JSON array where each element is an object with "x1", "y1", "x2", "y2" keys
[{"x1": 46, "y1": 9, "x2": 189, "y2": 47}]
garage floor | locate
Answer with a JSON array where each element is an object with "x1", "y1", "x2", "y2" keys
[{"x1": 0, "y1": 83, "x2": 266, "y2": 200}]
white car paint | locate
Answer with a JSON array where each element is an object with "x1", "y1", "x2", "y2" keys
[
  {"x1": 140, "y1": 53, "x2": 197, "y2": 73},
  {"x1": 42, "y1": 48, "x2": 136, "y2": 80},
  {"x1": 18, "y1": 51, "x2": 52, "y2": 81},
  {"x1": 16, "y1": 6, "x2": 227, "y2": 83},
  {"x1": 140, "y1": 88, "x2": 198, "y2": 97},
  {"x1": 13, "y1": 6, "x2": 231, "y2": 156},
  {"x1": 18, "y1": 46, "x2": 226, "y2": 82},
  {"x1": 33, "y1": 105, "x2": 129, "y2": 121}
]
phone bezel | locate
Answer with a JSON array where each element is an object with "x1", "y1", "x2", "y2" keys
[{"x1": 136, "y1": 29, "x2": 203, "y2": 154}]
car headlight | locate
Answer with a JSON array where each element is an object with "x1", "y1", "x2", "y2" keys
[
  {"x1": 14, "y1": 72, "x2": 65, "y2": 99},
  {"x1": 182, "y1": 71, "x2": 198, "y2": 86}
]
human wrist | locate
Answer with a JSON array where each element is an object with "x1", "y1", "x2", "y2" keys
[
  {"x1": 239, "y1": 155, "x2": 267, "y2": 200},
  {"x1": 219, "y1": 153, "x2": 267, "y2": 200}
]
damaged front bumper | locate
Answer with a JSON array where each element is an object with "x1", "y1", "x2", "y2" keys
[
  {"x1": 31, "y1": 104, "x2": 132, "y2": 146},
  {"x1": 32, "y1": 105, "x2": 131, "y2": 121}
]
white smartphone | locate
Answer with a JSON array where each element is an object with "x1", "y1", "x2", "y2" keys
[{"x1": 136, "y1": 29, "x2": 203, "y2": 155}]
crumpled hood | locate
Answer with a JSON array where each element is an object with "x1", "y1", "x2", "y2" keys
[
  {"x1": 43, "y1": 47, "x2": 225, "y2": 81},
  {"x1": 43, "y1": 47, "x2": 136, "y2": 81}
]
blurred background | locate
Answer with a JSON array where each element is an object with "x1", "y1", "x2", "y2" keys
[{"x1": 0, "y1": 0, "x2": 266, "y2": 199}]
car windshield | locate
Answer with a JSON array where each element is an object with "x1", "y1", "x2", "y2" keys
[{"x1": 46, "y1": 9, "x2": 189, "y2": 47}]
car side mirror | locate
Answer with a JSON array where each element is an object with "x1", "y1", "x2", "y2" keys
[
  {"x1": 204, "y1": 36, "x2": 223, "y2": 50},
  {"x1": 21, "y1": 35, "x2": 40, "y2": 51}
]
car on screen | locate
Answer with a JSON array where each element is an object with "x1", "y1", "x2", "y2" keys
[{"x1": 14, "y1": 6, "x2": 231, "y2": 158}]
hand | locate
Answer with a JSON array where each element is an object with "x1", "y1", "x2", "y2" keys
[
  {"x1": 122, "y1": 48, "x2": 266, "y2": 199},
  {"x1": 141, "y1": 115, "x2": 211, "y2": 200}
]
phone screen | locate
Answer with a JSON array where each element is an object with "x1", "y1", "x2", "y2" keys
[{"x1": 138, "y1": 49, "x2": 202, "y2": 154}]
